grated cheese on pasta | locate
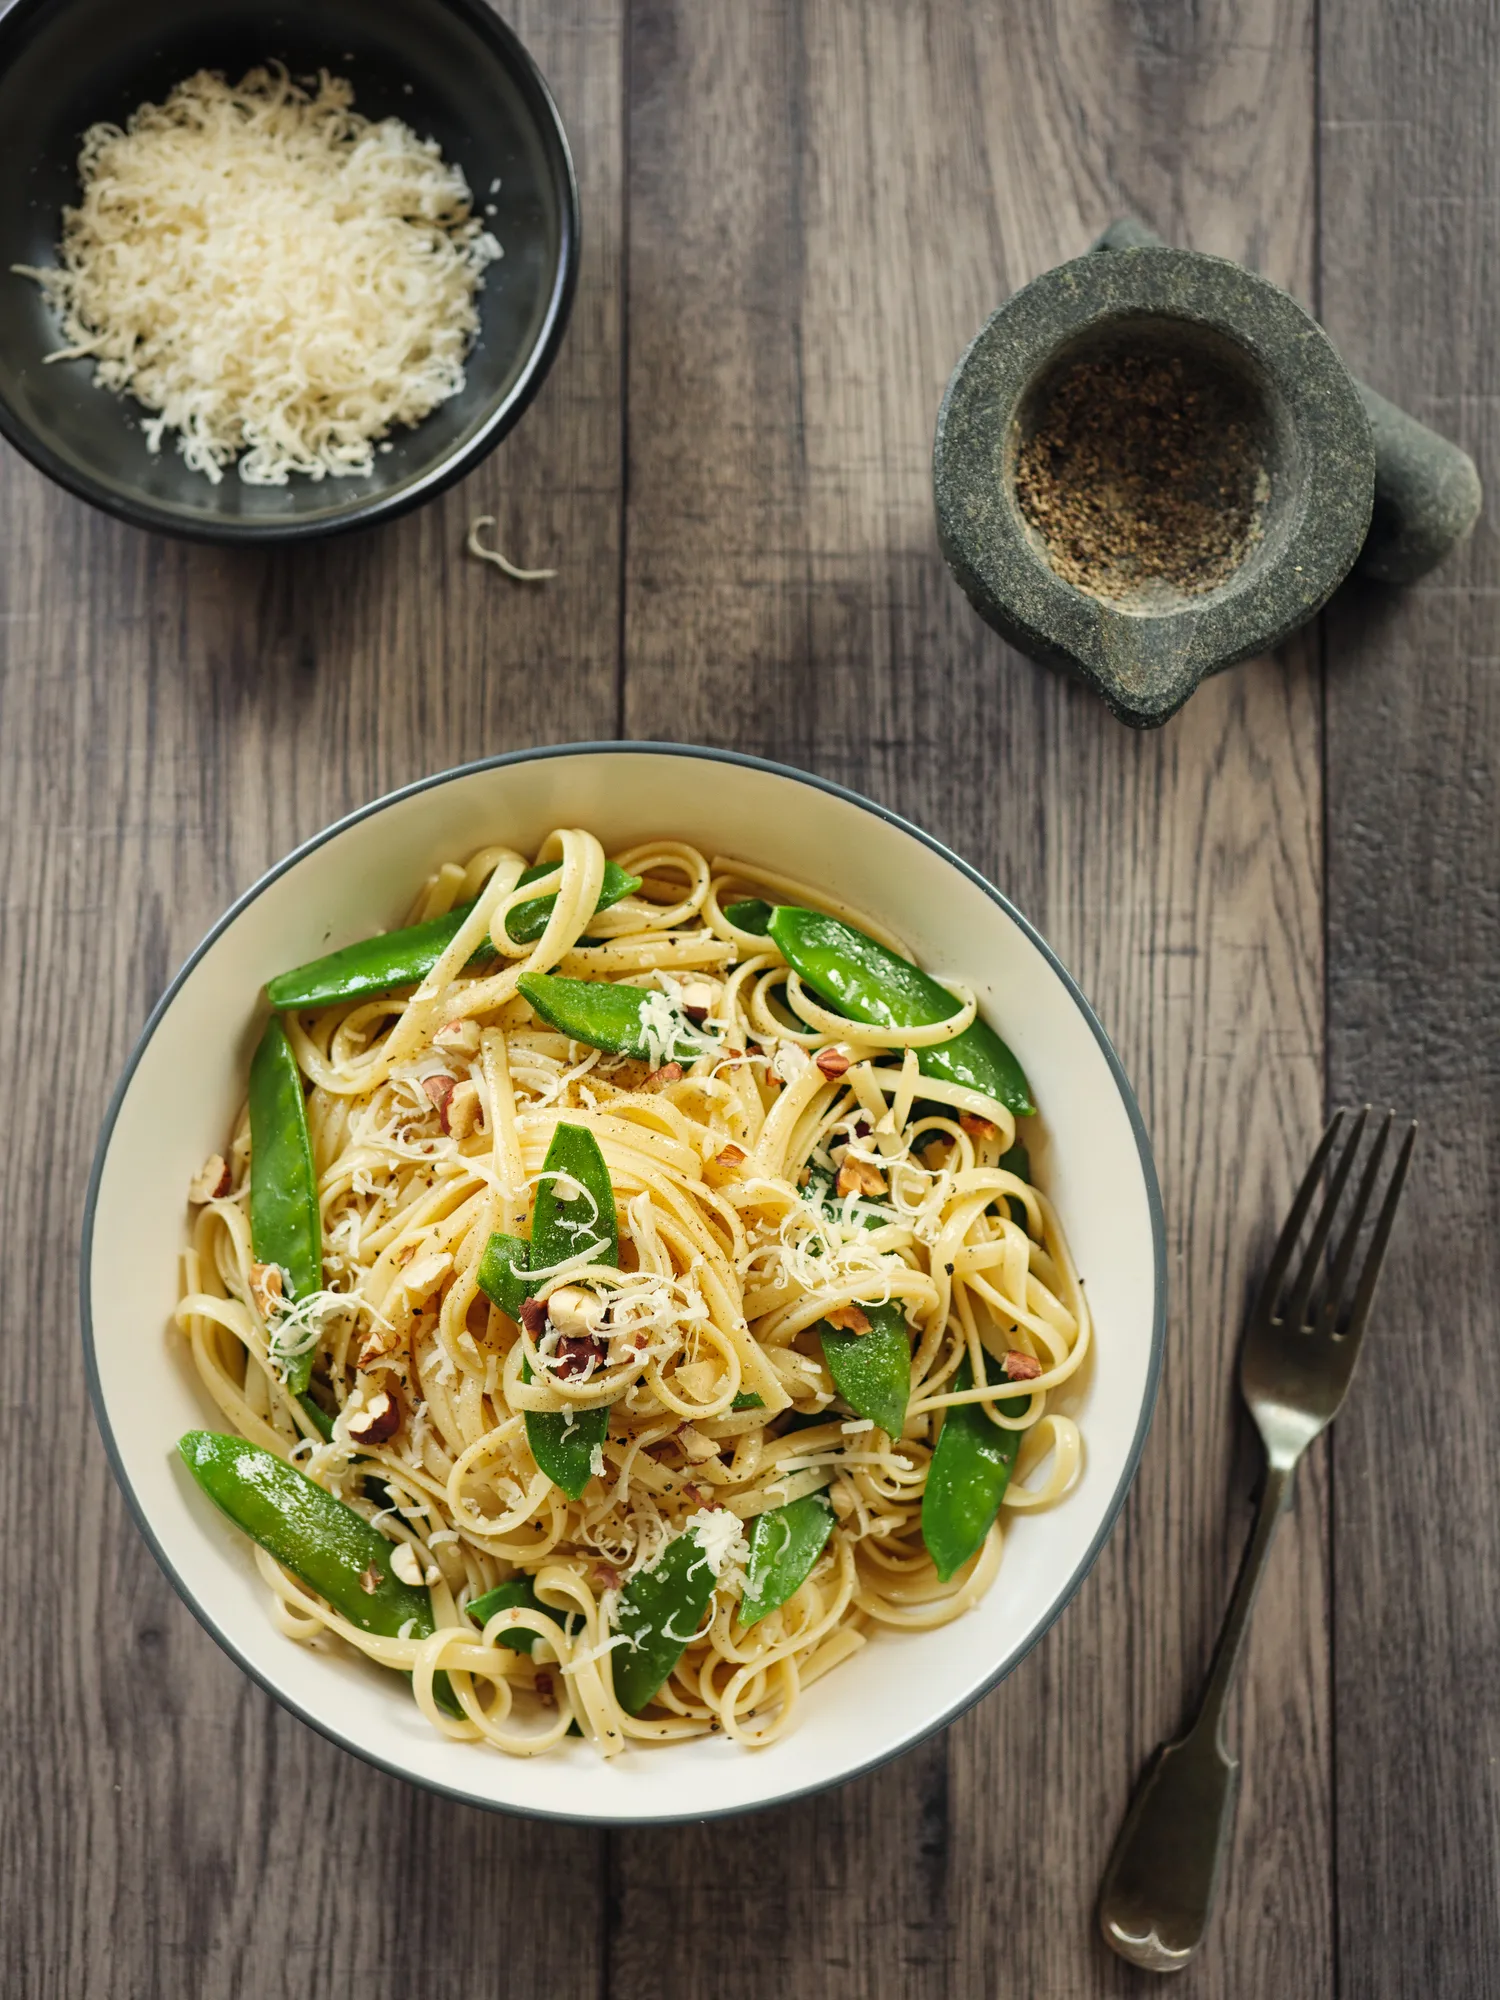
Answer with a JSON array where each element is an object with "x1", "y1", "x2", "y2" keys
[{"x1": 15, "y1": 65, "x2": 501, "y2": 485}]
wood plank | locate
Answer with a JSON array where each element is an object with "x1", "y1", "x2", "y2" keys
[
  {"x1": 617, "y1": 1, "x2": 1328, "y2": 1994},
  {"x1": 1319, "y1": 2, "x2": 1500, "y2": 1991},
  {"x1": 0, "y1": 5, "x2": 622, "y2": 1993}
]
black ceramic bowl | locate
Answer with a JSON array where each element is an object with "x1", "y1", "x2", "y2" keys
[{"x1": 0, "y1": 0, "x2": 579, "y2": 542}]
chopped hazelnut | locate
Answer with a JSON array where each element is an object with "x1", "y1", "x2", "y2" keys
[
  {"x1": 422, "y1": 1073, "x2": 457, "y2": 1120},
  {"x1": 433, "y1": 1018, "x2": 482, "y2": 1055},
  {"x1": 680, "y1": 980, "x2": 719, "y2": 1025},
  {"x1": 519, "y1": 1296, "x2": 549, "y2": 1338},
  {"x1": 347, "y1": 1389, "x2": 400, "y2": 1445},
  {"x1": 399, "y1": 1251, "x2": 451, "y2": 1305},
  {"x1": 248, "y1": 1262, "x2": 284, "y2": 1320},
  {"x1": 715, "y1": 1142, "x2": 748, "y2": 1169},
  {"x1": 553, "y1": 1334, "x2": 607, "y2": 1380},
  {"x1": 188, "y1": 1154, "x2": 232, "y2": 1203},
  {"x1": 960, "y1": 1113, "x2": 1000, "y2": 1143},
  {"x1": 824, "y1": 1303, "x2": 872, "y2": 1335},
  {"x1": 357, "y1": 1563, "x2": 382, "y2": 1595},
  {"x1": 442, "y1": 1078, "x2": 483, "y2": 1139},
  {"x1": 815, "y1": 1048, "x2": 854, "y2": 1079},
  {"x1": 390, "y1": 1542, "x2": 439, "y2": 1589},
  {"x1": 836, "y1": 1157, "x2": 887, "y2": 1200},
  {"x1": 546, "y1": 1284, "x2": 606, "y2": 1340},
  {"x1": 1002, "y1": 1350, "x2": 1043, "y2": 1382},
  {"x1": 357, "y1": 1326, "x2": 402, "y2": 1370},
  {"x1": 644, "y1": 1061, "x2": 684, "y2": 1090}
]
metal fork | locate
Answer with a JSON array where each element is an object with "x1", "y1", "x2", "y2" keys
[{"x1": 1098, "y1": 1107, "x2": 1417, "y2": 1973}]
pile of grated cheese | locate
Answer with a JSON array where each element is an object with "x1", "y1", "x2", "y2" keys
[{"x1": 16, "y1": 65, "x2": 501, "y2": 484}]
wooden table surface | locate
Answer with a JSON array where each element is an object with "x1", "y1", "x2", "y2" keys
[{"x1": 4, "y1": 1, "x2": 1497, "y2": 1994}]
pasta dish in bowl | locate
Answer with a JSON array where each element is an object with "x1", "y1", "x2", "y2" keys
[{"x1": 84, "y1": 746, "x2": 1162, "y2": 1820}]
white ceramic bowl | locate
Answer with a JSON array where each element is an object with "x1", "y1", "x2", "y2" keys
[{"x1": 84, "y1": 744, "x2": 1164, "y2": 1823}]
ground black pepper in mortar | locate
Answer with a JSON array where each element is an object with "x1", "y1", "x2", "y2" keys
[{"x1": 1013, "y1": 348, "x2": 1267, "y2": 603}]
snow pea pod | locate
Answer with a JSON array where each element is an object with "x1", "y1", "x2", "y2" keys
[
  {"x1": 507, "y1": 859, "x2": 641, "y2": 944},
  {"x1": 998, "y1": 1139, "x2": 1030, "y2": 1226},
  {"x1": 466, "y1": 1574, "x2": 565, "y2": 1657},
  {"x1": 517, "y1": 972, "x2": 710, "y2": 1063},
  {"x1": 476, "y1": 1231, "x2": 531, "y2": 1320},
  {"x1": 738, "y1": 1494, "x2": 834, "y2": 1626},
  {"x1": 532, "y1": 1120, "x2": 619, "y2": 1272},
  {"x1": 264, "y1": 861, "x2": 641, "y2": 1011},
  {"x1": 611, "y1": 1527, "x2": 718, "y2": 1713},
  {"x1": 475, "y1": 1124, "x2": 616, "y2": 1501},
  {"x1": 178, "y1": 1429, "x2": 460, "y2": 1713},
  {"x1": 248, "y1": 1017, "x2": 322, "y2": 1395},
  {"x1": 819, "y1": 1300, "x2": 911, "y2": 1437},
  {"x1": 766, "y1": 907, "x2": 1035, "y2": 1117},
  {"x1": 921, "y1": 1354, "x2": 1026, "y2": 1581},
  {"x1": 722, "y1": 897, "x2": 774, "y2": 935},
  {"x1": 297, "y1": 1393, "x2": 335, "y2": 1441}
]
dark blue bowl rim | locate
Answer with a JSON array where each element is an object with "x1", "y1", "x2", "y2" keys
[
  {"x1": 80, "y1": 740, "x2": 1168, "y2": 1825},
  {"x1": 0, "y1": 0, "x2": 580, "y2": 544}
]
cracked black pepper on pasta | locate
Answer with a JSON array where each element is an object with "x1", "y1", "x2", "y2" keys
[{"x1": 175, "y1": 833, "x2": 1090, "y2": 1755}]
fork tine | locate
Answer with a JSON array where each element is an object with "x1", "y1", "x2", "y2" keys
[
  {"x1": 1336, "y1": 1119, "x2": 1418, "y2": 1345},
  {"x1": 1251, "y1": 1112, "x2": 1346, "y2": 1325},
  {"x1": 1315, "y1": 1112, "x2": 1394, "y2": 1336},
  {"x1": 1281, "y1": 1107, "x2": 1370, "y2": 1332}
]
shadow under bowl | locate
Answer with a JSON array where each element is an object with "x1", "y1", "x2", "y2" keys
[{"x1": 0, "y1": 0, "x2": 579, "y2": 542}]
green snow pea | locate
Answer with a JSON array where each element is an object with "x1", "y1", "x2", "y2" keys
[
  {"x1": 921, "y1": 1354, "x2": 1027, "y2": 1581},
  {"x1": 507, "y1": 859, "x2": 642, "y2": 945},
  {"x1": 531, "y1": 1120, "x2": 619, "y2": 1273},
  {"x1": 738, "y1": 1494, "x2": 835, "y2": 1627},
  {"x1": 476, "y1": 1231, "x2": 532, "y2": 1320},
  {"x1": 722, "y1": 897, "x2": 774, "y2": 935},
  {"x1": 467, "y1": 1578, "x2": 585, "y2": 1732},
  {"x1": 517, "y1": 971, "x2": 711, "y2": 1064},
  {"x1": 466, "y1": 1574, "x2": 577, "y2": 1657},
  {"x1": 766, "y1": 907, "x2": 1035, "y2": 1118},
  {"x1": 475, "y1": 1125, "x2": 617, "y2": 1501},
  {"x1": 818, "y1": 1299, "x2": 912, "y2": 1438},
  {"x1": 264, "y1": 861, "x2": 642, "y2": 1011},
  {"x1": 178, "y1": 1430, "x2": 460, "y2": 1714},
  {"x1": 611, "y1": 1527, "x2": 719, "y2": 1713},
  {"x1": 997, "y1": 1140, "x2": 1031, "y2": 1227},
  {"x1": 297, "y1": 1394, "x2": 335, "y2": 1441},
  {"x1": 248, "y1": 1017, "x2": 323, "y2": 1395},
  {"x1": 731, "y1": 1391, "x2": 765, "y2": 1411}
]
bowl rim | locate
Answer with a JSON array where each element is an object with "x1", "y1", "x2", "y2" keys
[
  {"x1": 81, "y1": 740, "x2": 1167, "y2": 1822},
  {"x1": 0, "y1": 0, "x2": 581, "y2": 544}
]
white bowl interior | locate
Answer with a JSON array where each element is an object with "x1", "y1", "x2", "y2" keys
[{"x1": 86, "y1": 747, "x2": 1161, "y2": 1822}]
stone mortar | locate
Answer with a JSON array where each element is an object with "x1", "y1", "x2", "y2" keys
[{"x1": 933, "y1": 221, "x2": 1482, "y2": 727}]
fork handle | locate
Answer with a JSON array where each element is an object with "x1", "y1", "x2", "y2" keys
[{"x1": 1099, "y1": 1460, "x2": 1295, "y2": 1970}]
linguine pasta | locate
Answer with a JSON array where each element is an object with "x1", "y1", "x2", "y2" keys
[{"x1": 176, "y1": 831, "x2": 1090, "y2": 1755}]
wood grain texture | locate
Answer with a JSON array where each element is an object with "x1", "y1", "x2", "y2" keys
[
  {"x1": 616, "y1": 2, "x2": 1330, "y2": 1995},
  {"x1": 2, "y1": 0, "x2": 1496, "y2": 1991},
  {"x1": 0, "y1": 5, "x2": 622, "y2": 1995},
  {"x1": 1320, "y1": 1, "x2": 1500, "y2": 1993}
]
